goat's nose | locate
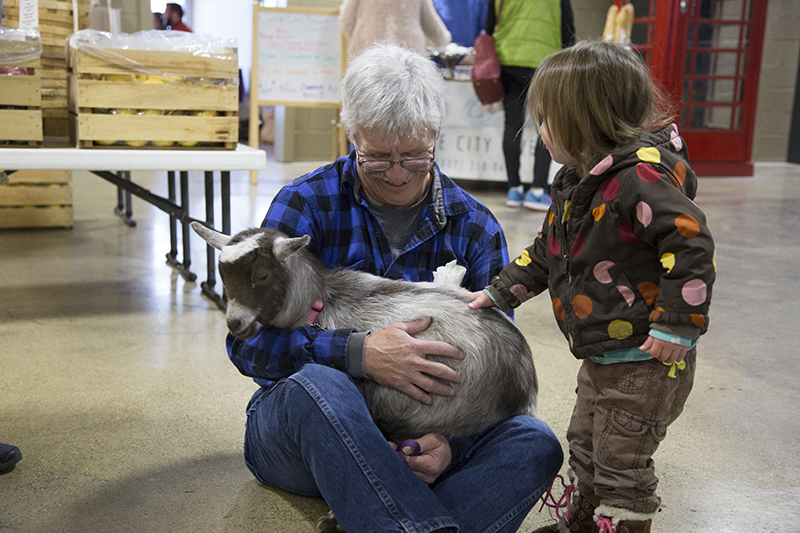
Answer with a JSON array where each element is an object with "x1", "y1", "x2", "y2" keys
[{"x1": 227, "y1": 318, "x2": 243, "y2": 335}]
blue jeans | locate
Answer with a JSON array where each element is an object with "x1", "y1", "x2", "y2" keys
[{"x1": 243, "y1": 365, "x2": 563, "y2": 533}]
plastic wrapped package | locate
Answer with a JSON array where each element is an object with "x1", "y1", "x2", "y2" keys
[
  {"x1": 68, "y1": 29, "x2": 237, "y2": 82},
  {"x1": 0, "y1": 27, "x2": 42, "y2": 69},
  {"x1": 67, "y1": 29, "x2": 239, "y2": 149}
]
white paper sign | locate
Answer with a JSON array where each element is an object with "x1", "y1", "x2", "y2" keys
[
  {"x1": 255, "y1": 9, "x2": 341, "y2": 104},
  {"x1": 436, "y1": 80, "x2": 537, "y2": 182},
  {"x1": 436, "y1": 80, "x2": 563, "y2": 183},
  {"x1": 19, "y1": 0, "x2": 40, "y2": 29}
]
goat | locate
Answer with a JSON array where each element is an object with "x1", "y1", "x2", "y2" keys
[{"x1": 191, "y1": 222, "x2": 538, "y2": 442}]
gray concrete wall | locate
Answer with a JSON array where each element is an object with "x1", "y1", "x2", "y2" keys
[{"x1": 752, "y1": 0, "x2": 800, "y2": 162}]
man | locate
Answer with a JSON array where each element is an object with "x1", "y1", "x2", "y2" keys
[
  {"x1": 227, "y1": 43, "x2": 562, "y2": 533},
  {"x1": 163, "y1": 3, "x2": 191, "y2": 32}
]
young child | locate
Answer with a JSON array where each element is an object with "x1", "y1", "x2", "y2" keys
[{"x1": 469, "y1": 40, "x2": 716, "y2": 533}]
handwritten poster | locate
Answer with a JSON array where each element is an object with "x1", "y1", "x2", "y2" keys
[{"x1": 255, "y1": 9, "x2": 341, "y2": 105}]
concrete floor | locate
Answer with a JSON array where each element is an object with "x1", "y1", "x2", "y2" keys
[{"x1": 1, "y1": 157, "x2": 798, "y2": 533}]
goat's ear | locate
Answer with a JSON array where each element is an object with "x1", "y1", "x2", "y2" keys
[
  {"x1": 273, "y1": 234, "x2": 311, "y2": 261},
  {"x1": 190, "y1": 221, "x2": 231, "y2": 251}
]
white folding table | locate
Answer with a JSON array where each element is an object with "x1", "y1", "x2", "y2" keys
[{"x1": 0, "y1": 143, "x2": 267, "y2": 309}]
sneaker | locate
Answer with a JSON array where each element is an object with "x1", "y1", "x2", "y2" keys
[
  {"x1": 523, "y1": 189, "x2": 552, "y2": 211},
  {"x1": 0, "y1": 443, "x2": 22, "y2": 474},
  {"x1": 506, "y1": 187, "x2": 524, "y2": 208}
]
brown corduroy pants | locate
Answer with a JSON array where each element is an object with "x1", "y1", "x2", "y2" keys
[{"x1": 567, "y1": 350, "x2": 696, "y2": 515}]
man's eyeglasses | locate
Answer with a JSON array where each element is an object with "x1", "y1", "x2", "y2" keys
[{"x1": 356, "y1": 148, "x2": 435, "y2": 173}]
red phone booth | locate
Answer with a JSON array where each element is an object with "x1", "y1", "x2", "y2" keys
[{"x1": 619, "y1": 0, "x2": 769, "y2": 176}]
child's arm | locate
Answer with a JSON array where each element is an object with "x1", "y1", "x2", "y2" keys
[
  {"x1": 467, "y1": 234, "x2": 550, "y2": 312},
  {"x1": 467, "y1": 289, "x2": 496, "y2": 309}
]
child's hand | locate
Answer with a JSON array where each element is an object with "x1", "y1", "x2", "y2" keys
[
  {"x1": 467, "y1": 290, "x2": 495, "y2": 309},
  {"x1": 640, "y1": 336, "x2": 687, "y2": 364}
]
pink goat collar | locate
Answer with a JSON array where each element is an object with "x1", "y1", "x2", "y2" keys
[{"x1": 307, "y1": 300, "x2": 324, "y2": 326}]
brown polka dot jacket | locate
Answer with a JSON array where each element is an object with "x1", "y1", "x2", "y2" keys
[{"x1": 486, "y1": 125, "x2": 716, "y2": 359}]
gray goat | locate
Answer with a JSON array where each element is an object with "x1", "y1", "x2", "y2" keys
[{"x1": 191, "y1": 222, "x2": 538, "y2": 441}]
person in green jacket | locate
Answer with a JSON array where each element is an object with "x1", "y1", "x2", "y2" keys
[{"x1": 486, "y1": 0, "x2": 575, "y2": 210}]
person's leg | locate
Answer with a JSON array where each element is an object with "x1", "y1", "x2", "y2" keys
[
  {"x1": 431, "y1": 416, "x2": 563, "y2": 533},
  {"x1": 589, "y1": 351, "x2": 697, "y2": 527},
  {"x1": 243, "y1": 365, "x2": 458, "y2": 533},
  {"x1": 568, "y1": 361, "x2": 600, "y2": 507},
  {"x1": 501, "y1": 66, "x2": 534, "y2": 207},
  {"x1": 529, "y1": 362, "x2": 599, "y2": 533},
  {"x1": 523, "y1": 137, "x2": 554, "y2": 211},
  {"x1": 531, "y1": 138, "x2": 552, "y2": 190}
]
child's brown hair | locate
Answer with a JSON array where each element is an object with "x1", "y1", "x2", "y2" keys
[{"x1": 528, "y1": 40, "x2": 673, "y2": 176}]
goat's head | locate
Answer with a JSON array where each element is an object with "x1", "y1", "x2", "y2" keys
[{"x1": 190, "y1": 222, "x2": 310, "y2": 339}]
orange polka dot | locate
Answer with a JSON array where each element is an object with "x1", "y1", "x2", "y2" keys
[
  {"x1": 548, "y1": 212, "x2": 555, "y2": 226},
  {"x1": 675, "y1": 214, "x2": 700, "y2": 238},
  {"x1": 573, "y1": 295, "x2": 593, "y2": 319},
  {"x1": 637, "y1": 281, "x2": 659, "y2": 306},
  {"x1": 649, "y1": 307, "x2": 664, "y2": 322},
  {"x1": 690, "y1": 314, "x2": 706, "y2": 327},
  {"x1": 674, "y1": 161, "x2": 687, "y2": 187},
  {"x1": 592, "y1": 203, "x2": 606, "y2": 221},
  {"x1": 552, "y1": 298, "x2": 564, "y2": 320}
]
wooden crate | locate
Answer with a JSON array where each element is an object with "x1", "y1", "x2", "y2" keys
[
  {"x1": 4, "y1": 0, "x2": 92, "y2": 143},
  {"x1": 0, "y1": 170, "x2": 73, "y2": 228},
  {"x1": 68, "y1": 45, "x2": 239, "y2": 150},
  {"x1": 0, "y1": 54, "x2": 43, "y2": 147}
]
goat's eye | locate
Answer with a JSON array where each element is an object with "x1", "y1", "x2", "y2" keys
[{"x1": 254, "y1": 272, "x2": 269, "y2": 284}]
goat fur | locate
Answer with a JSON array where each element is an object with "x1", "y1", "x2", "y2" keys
[{"x1": 191, "y1": 222, "x2": 538, "y2": 441}]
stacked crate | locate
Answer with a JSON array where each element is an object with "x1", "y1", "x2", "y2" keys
[
  {"x1": 0, "y1": 170, "x2": 73, "y2": 229},
  {"x1": 68, "y1": 30, "x2": 239, "y2": 150},
  {"x1": 0, "y1": 32, "x2": 43, "y2": 147},
  {"x1": 2, "y1": 0, "x2": 91, "y2": 137}
]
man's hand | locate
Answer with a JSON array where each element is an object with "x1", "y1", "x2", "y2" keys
[
  {"x1": 391, "y1": 433, "x2": 452, "y2": 484},
  {"x1": 363, "y1": 317, "x2": 463, "y2": 405},
  {"x1": 640, "y1": 336, "x2": 687, "y2": 364}
]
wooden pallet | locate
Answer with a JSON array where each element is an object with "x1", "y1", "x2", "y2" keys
[
  {"x1": 0, "y1": 170, "x2": 73, "y2": 228},
  {"x1": 68, "y1": 46, "x2": 239, "y2": 150}
]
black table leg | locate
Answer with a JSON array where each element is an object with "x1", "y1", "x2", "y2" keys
[
  {"x1": 200, "y1": 170, "x2": 227, "y2": 311},
  {"x1": 166, "y1": 170, "x2": 178, "y2": 265},
  {"x1": 165, "y1": 170, "x2": 197, "y2": 282},
  {"x1": 113, "y1": 171, "x2": 137, "y2": 227},
  {"x1": 221, "y1": 170, "x2": 231, "y2": 237}
]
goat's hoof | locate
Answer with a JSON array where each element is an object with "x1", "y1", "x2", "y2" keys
[{"x1": 316, "y1": 510, "x2": 346, "y2": 533}]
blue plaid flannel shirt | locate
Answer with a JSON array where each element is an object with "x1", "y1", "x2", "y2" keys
[{"x1": 226, "y1": 152, "x2": 510, "y2": 388}]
